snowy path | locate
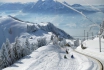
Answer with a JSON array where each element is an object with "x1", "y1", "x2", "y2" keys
[
  {"x1": 26, "y1": 46, "x2": 79, "y2": 70},
  {"x1": 3, "y1": 44, "x2": 99, "y2": 70}
]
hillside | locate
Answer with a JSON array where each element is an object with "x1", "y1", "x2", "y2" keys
[{"x1": 0, "y1": 15, "x2": 73, "y2": 48}]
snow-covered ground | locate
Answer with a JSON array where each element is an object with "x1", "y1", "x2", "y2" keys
[
  {"x1": 3, "y1": 43, "x2": 99, "y2": 70},
  {"x1": 76, "y1": 37, "x2": 104, "y2": 69}
]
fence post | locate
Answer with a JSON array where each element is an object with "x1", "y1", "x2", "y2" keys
[
  {"x1": 84, "y1": 30, "x2": 85, "y2": 40},
  {"x1": 99, "y1": 35, "x2": 101, "y2": 52},
  {"x1": 87, "y1": 32, "x2": 88, "y2": 40},
  {"x1": 92, "y1": 32, "x2": 93, "y2": 40}
]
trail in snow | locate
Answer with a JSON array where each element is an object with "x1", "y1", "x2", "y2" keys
[{"x1": 26, "y1": 45, "x2": 79, "y2": 70}]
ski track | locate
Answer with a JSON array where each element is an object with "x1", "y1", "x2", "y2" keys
[{"x1": 26, "y1": 50, "x2": 79, "y2": 70}]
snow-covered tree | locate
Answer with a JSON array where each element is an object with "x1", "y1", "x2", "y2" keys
[
  {"x1": 13, "y1": 37, "x2": 22, "y2": 59},
  {"x1": 9, "y1": 45, "x2": 15, "y2": 63},
  {"x1": 31, "y1": 43, "x2": 38, "y2": 51},
  {"x1": 58, "y1": 38, "x2": 66, "y2": 47},
  {"x1": 21, "y1": 42, "x2": 27, "y2": 57},
  {"x1": 24, "y1": 38, "x2": 31, "y2": 55},
  {"x1": 52, "y1": 35, "x2": 58, "y2": 45},
  {"x1": 5, "y1": 39, "x2": 12, "y2": 65},
  {"x1": 37, "y1": 37, "x2": 47, "y2": 47},
  {"x1": 0, "y1": 43, "x2": 9, "y2": 68}
]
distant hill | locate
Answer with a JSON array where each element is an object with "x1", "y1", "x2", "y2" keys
[{"x1": 0, "y1": 16, "x2": 73, "y2": 48}]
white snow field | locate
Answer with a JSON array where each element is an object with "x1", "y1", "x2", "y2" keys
[
  {"x1": 76, "y1": 37, "x2": 104, "y2": 69},
  {"x1": 3, "y1": 43, "x2": 99, "y2": 70}
]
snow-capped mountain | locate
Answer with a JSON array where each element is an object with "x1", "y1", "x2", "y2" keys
[
  {"x1": 0, "y1": 0, "x2": 99, "y2": 14},
  {"x1": 22, "y1": 0, "x2": 97, "y2": 14},
  {"x1": 0, "y1": 15, "x2": 73, "y2": 48},
  {"x1": 22, "y1": 0, "x2": 76, "y2": 14}
]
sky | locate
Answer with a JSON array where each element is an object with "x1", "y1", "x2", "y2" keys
[{"x1": 0, "y1": 0, "x2": 104, "y2": 5}]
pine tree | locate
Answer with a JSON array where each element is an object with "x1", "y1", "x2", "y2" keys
[
  {"x1": 10, "y1": 46, "x2": 15, "y2": 63},
  {"x1": 25, "y1": 38, "x2": 31, "y2": 55},
  {"x1": 1, "y1": 43, "x2": 9, "y2": 68},
  {"x1": 14, "y1": 37, "x2": 22, "y2": 59},
  {"x1": 21, "y1": 42, "x2": 26, "y2": 57},
  {"x1": 37, "y1": 37, "x2": 47, "y2": 47},
  {"x1": 5, "y1": 39, "x2": 12, "y2": 65}
]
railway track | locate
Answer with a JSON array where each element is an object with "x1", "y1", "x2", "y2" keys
[{"x1": 75, "y1": 50, "x2": 103, "y2": 70}]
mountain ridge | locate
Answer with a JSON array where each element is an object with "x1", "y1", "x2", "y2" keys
[{"x1": 0, "y1": 15, "x2": 73, "y2": 48}]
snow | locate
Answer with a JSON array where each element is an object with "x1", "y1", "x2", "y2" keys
[{"x1": 3, "y1": 44, "x2": 99, "y2": 70}]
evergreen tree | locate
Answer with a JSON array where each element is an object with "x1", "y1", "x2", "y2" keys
[
  {"x1": 5, "y1": 39, "x2": 12, "y2": 65},
  {"x1": 37, "y1": 37, "x2": 47, "y2": 47},
  {"x1": 14, "y1": 37, "x2": 22, "y2": 59},
  {"x1": 25, "y1": 38, "x2": 31, "y2": 55},
  {"x1": 10, "y1": 46, "x2": 15, "y2": 63},
  {"x1": 1, "y1": 43, "x2": 9, "y2": 68}
]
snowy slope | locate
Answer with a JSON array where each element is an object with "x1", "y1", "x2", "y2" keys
[
  {"x1": 0, "y1": 16, "x2": 73, "y2": 48},
  {"x1": 3, "y1": 44, "x2": 98, "y2": 70}
]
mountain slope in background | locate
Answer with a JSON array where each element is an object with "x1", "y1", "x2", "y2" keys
[
  {"x1": 22, "y1": 0, "x2": 97, "y2": 14},
  {"x1": 0, "y1": 0, "x2": 99, "y2": 14},
  {"x1": 0, "y1": 15, "x2": 73, "y2": 48}
]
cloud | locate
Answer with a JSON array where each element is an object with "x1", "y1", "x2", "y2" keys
[{"x1": 65, "y1": 23, "x2": 76, "y2": 27}]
